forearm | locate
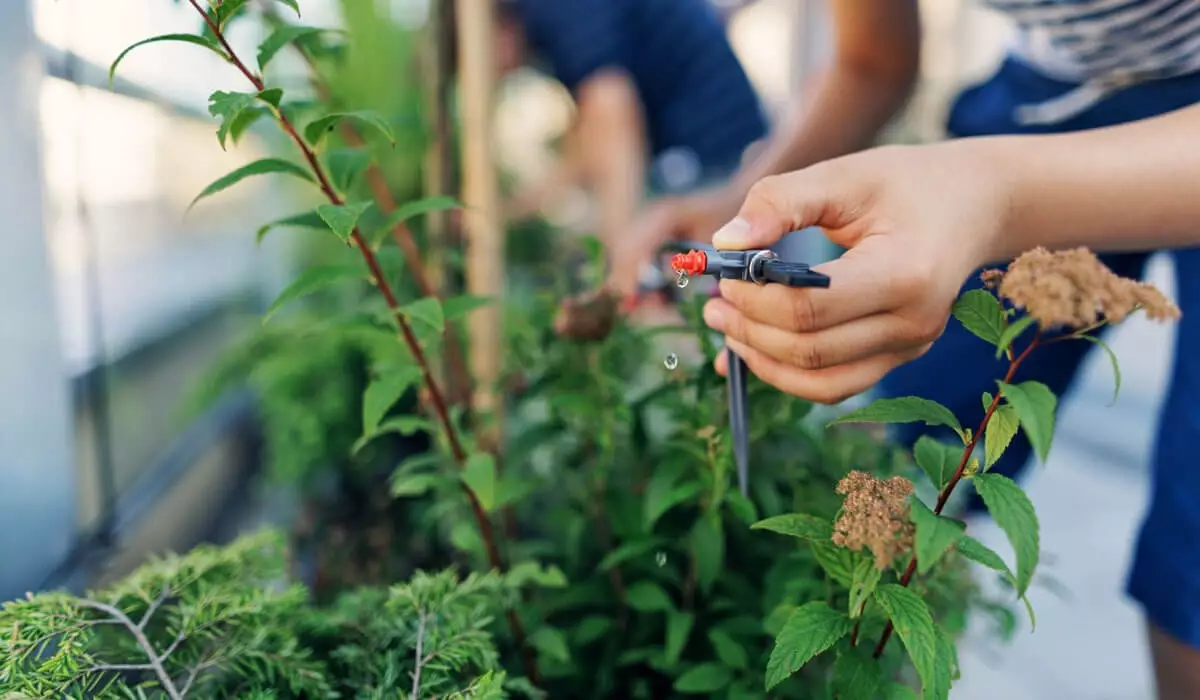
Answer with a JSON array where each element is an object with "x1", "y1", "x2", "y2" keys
[
  {"x1": 978, "y1": 103, "x2": 1200, "y2": 261},
  {"x1": 575, "y1": 72, "x2": 646, "y2": 252},
  {"x1": 730, "y1": 59, "x2": 916, "y2": 199}
]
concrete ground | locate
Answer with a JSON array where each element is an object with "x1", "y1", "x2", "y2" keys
[{"x1": 950, "y1": 253, "x2": 1178, "y2": 700}]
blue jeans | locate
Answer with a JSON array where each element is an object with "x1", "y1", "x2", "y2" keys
[{"x1": 877, "y1": 56, "x2": 1200, "y2": 648}]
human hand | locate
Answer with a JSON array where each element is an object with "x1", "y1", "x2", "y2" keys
[{"x1": 702, "y1": 142, "x2": 1013, "y2": 404}]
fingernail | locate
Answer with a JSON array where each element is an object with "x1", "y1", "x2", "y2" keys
[
  {"x1": 712, "y1": 217, "x2": 751, "y2": 249},
  {"x1": 703, "y1": 301, "x2": 724, "y2": 331}
]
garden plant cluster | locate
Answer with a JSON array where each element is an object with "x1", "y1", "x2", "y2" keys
[{"x1": 0, "y1": 1, "x2": 1181, "y2": 698}]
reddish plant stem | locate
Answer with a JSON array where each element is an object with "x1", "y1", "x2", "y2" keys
[
  {"x1": 867, "y1": 334, "x2": 1041, "y2": 660},
  {"x1": 189, "y1": 2, "x2": 537, "y2": 684}
]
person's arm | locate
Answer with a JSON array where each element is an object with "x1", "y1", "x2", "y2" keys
[{"x1": 724, "y1": 0, "x2": 921, "y2": 204}]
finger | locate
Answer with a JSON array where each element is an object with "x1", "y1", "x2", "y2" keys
[
  {"x1": 704, "y1": 297, "x2": 933, "y2": 371},
  {"x1": 723, "y1": 337, "x2": 927, "y2": 405},
  {"x1": 711, "y1": 166, "x2": 864, "y2": 250}
]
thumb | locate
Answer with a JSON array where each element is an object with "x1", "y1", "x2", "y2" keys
[{"x1": 710, "y1": 170, "x2": 848, "y2": 251}]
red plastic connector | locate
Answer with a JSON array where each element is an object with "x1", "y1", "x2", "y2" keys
[{"x1": 670, "y1": 250, "x2": 708, "y2": 276}]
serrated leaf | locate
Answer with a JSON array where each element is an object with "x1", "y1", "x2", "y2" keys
[
  {"x1": 316, "y1": 201, "x2": 373, "y2": 241},
  {"x1": 984, "y1": 403, "x2": 1020, "y2": 469},
  {"x1": 325, "y1": 148, "x2": 373, "y2": 193},
  {"x1": 953, "y1": 534, "x2": 1009, "y2": 574},
  {"x1": 829, "y1": 397, "x2": 964, "y2": 442},
  {"x1": 997, "y1": 380, "x2": 1057, "y2": 462},
  {"x1": 226, "y1": 106, "x2": 268, "y2": 146},
  {"x1": 1080, "y1": 335, "x2": 1121, "y2": 405},
  {"x1": 883, "y1": 684, "x2": 920, "y2": 700},
  {"x1": 625, "y1": 581, "x2": 674, "y2": 612},
  {"x1": 707, "y1": 628, "x2": 748, "y2": 670},
  {"x1": 848, "y1": 556, "x2": 882, "y2": 618},
  {"x1": 995, "y1": 315, "x2": 1036, "y2": 358},
  {"x1": 256, "y1": 210, "x2": 326, "y2": 244},
  {"x1": 256, "y1": 87, "x2": 283, "y2": 108},
  {"x1": 390, "y1": 472, "x2": 438, "y2": 498},
  {"x1": 189, "y1": 157, "x2": 313, "y2": 210},
  {"x1": 931, "y1": 626, "x2": 957, "y2": 700},
  {"x1": 913, "y1": 437, "x2": 959, "y2": 491},
  {"x1": 952, "y1": 289, "x2": 1006, "y2": 346},
  {"x1": 873, "y1": 584, "x2": 945, "y2": 700},
  {"x1": 750, "y1": 513, "x2": 833, "y2": 541},
  {"x1": 529, "y1": 627, "x2": 570, "y2": 664},
  {"x1": 764, "y1": 602, "x2": 853, "y2": 690},
  {"x1": 665, "y1": 611, "x2": 695, "y2": 665},
  {"x1": 674, "y1": 663, "x2": 733, "y2": 694},
  {"x1": 910, "y1": 498, "x2": 965, "y2": 575},
  {"x1": 399, "y1": 297, "x2": 446, "y2": 335},
  {"x1": 263, "y1": 264, "x2": 361, "y2": 322},
  {"x1": 207, "y1": 90, "x2": 279, "y2": 149},
  {"x1": 272, "y1": 0, "x2": 301, "y2": 16},
  {"x1": 811, "y1": 540, "x2": 856, "y2": 588},
  {"x1": 257, "y1": 25, "x2": 324, "y2": 70},
  {"x1": 833, "y1": 649, "x2": 884, "y2": 700},
  {"x1": 690, "y1": 513, "x2": 724, "y2": 595},
  {"x1": 361, "y1": 368, "x2": 424, "y2": 435},
  {"x1": 305, "y1": 110, "x2": 396, "y2": 147},
  {"x1": 213, "y1": 0, "x2": 250, "y2": 26},
  {"x1": 443, "y1": 294, "x2": 494, "y2": 321},
  {"x1": 110, "y1": 34, "x2": 226, "y2": 85},
  {"x1": 972, "y1": 473, "x2": 1039, "y2": 597},
  {"x1": 463, "y1": 453, "x2": 497, "y2": 511}
]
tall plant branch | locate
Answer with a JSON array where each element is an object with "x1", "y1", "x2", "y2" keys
[
  {"x1": 864, "y1": 334, "x2": 1042, "y2": 659},
  {"x1": 75, "y1": 600, "x2": 182, "y2": 700},
  {"x1": 185, "y1": 2, "x2": 537, "y2": 684}
]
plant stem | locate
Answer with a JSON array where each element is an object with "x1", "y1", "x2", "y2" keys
[
  {"x1": 76, "y1": 600, "x2": 182, "y2": 700},
  {"x1": 868, "y1": 335, "x2": 1041, "y2": 660},
  {"x1": 411, "y1": 610, "x2": 427, "y2": 699},
  {"x1": 188, "y1": 2, "x2": 537, "y2": 684}
]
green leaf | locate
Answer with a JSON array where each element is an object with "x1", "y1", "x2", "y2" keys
[
  {"x1": 882, "y1": 684, "x2": 920, "y2": 700},
  {"x1": 931, "y1": 626, "x2": 957, "y2": 700},
  {"x1": 529, "y1": 627, "x2": 570, "y2": 664},
  {"x1": 912, "y1": 437, "x2": 959, "y2": 491},
  {"x1": 873, "y1": 584, "x2": 945, "y2": 700},
  {"x1": 325, "y1": 148, "x2": 373, "y2": 193},
  {"x1": 644, "y1": 467, "x2": 702, "y2": 530},
  {"x1": 399, "y1": 297, "x2": 446, "y2": 335},
  {"x1": 272, "y1": 0, "x2": 301, "y2": 16},
  {"x1": 316, "y1": 201, "x2": 373, "y2": 242},
  {"x1": 463, "y1": 453, "x2": 498, "y2": 511},
  {"x1": 506, "y1": 562, "x2": 568, "y2": 589},
  {"x1": 110, "y1": 34, "x2": 225, "y2": 85},
  {"x1": 256, "y1": 87, "x2": 283, "y2": 108},
  {"x1": 573, "y1": 616, "x2": 613, "y2": 646},
  {"x1": 833, "y1": 649, "x2": 884, "y2": 700},
  {"x1": 1080, "y1": 335, "x2": 1122, "y2": 405},
  {"x1": 207, "y1": 90, "x2": 279, "y2": 149},
  {"x1": 707, "y1": 628, "x2": 748, "y2": 670},
  {"x1": 690, "y1": 514, "x2": 724, "y2": 595},
  {"x1": 984, "y1": 403, "x2": 1020, "y2": 469},
  {"x1": 811, "y1": 540, "x2": 856, "y2": 589},
  {"x1": 625, "y1": 581, "x2": 674, "y2": 613},
  {"x1": 305, "y1": 110, "x2": 396, "y2": 147},
  {"x1": 997, "y1": 380, "x2": 1057, "y2": 462},
  {"x1": 665, "y1": 611, "x2": 695, "y2": 665},
  {"x1": 213, "y1": 0, "x2": 250, "y2": 26},
  {"x1": 443, "y1": 294, "x2": 493, "y2": 321},
  {"x1": 972, "y1": 473, "x2": 1039, "y2": 597},
  {"x1": 952, "y1": 289, "x2": 1006, "y2": 346},
  {"x1": 189, "y1": 157, "x2": 313, "y2": 210},
  {"x1": 724, "y1": 490, "x2": 759, "y2": 526},
  {"x1": 995, "y1": 315, "x2": 1036, "y2": 358},
  {"x1": 597, "y1": 538, "x2": 671, "y2": 571},
  {"x1": 352, "y1": 416, "x2": 435, "y2": 454},
  {"x1": 361, "y1": 367, "x2": 424, "y2": 435},
  {"x1": 674, "y1": 663, "x2": 734, "y2": 694},
  {"x1": 829, "y1": 397, "x2": 964, "y2": 442},
  {"x1": 257, "y1": 25, "x2": 324, "y2": 70},
  {"x1": 764, "y1": 601, "x2": 853, "y2": 690},
  {"x1": 263, "y1": 264, "x2": 362, "y2": 322},
  {"x1": 848, "y1": 556, "x2": 882, "y2": 619},
  {"x1": 256, "y1": 210, "x2": 326, "y2": 244},
  {"x1": 390, "y1": 472, "x2": 439, "y2": 498},
  {"x1": 750, "y1": 513, "x2": 832, "y2": 542},
  {"x1": 381, "y1": 195, "x2": 462, "y2": 232},
  {"x1": 910, "y1": 498, "x2": 965, "y2": 575},
  {"x1": 955, "y1": 534, "x2": 1038, "y2": 627},
  {"x1": 226, "y1": 105, "x2": 268, "y2": 146}
]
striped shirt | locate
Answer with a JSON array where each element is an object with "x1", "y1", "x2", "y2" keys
[
  {"x1": 514, "y1": 0, "x2": 768, "y2": 185},
  {"x1": 983, "y1": 0, "x2": 1200, "y2": 124}
]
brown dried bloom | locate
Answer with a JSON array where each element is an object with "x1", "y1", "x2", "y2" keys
[
  {"x1": 832, "y1": 470, "x2": 915, "y2": 569},
  {"x1": 980, "y1": 268, "x2": 1004, "y2": 290},
  {"x1": 996, "y1": 247, "x2": 1180, "y2": 329}
]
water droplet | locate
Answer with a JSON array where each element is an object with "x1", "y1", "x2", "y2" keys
[
  {"x1": 655, "y1": 551, "x2": 667, "y2": 567},
  {"x1": 676, "y1": 270, "x2": 690, "y2": 288},
  {"x1": 664, "y1": 353, "x2": 679, "y2": 370}
]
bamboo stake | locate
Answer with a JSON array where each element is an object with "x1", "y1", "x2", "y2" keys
[{"x1": 454, "y1": 0, "x2": 505, "y2": 447}]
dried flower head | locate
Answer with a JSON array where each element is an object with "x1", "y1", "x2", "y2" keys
[
  {"x1": 993, "y1": 247, "x2": 1180, "y2": 329},
  {"x1": 832, "y1": 470, "x2": 915, "y2": 569}
]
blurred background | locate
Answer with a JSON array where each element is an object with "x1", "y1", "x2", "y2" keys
[{"x1": 0, "y1": 1, "x2": 1173, "y2": 697}]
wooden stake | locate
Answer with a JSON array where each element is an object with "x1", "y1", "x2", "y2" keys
[{"x1": 454, "y1": 0, "x2": 505, "y2": 444}]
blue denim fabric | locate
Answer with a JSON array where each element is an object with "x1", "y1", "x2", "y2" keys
[{"x1": 876, "y1": 56, "x2": 1200, "y2": 648}]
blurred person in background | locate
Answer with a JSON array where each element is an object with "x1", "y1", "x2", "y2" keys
[
  {"x1": 487, "y1": 0, "x2": 769, "y2": 333},
  {"x1": 635, "y1": 1, "x2": 1200, "y2": 696}
]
